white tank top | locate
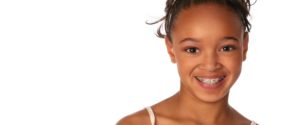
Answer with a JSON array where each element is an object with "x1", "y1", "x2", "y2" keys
[{"x1": 146, "y1": 107, "x2": 258, "y2": 125}]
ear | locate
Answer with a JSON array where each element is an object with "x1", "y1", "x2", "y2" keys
[
  {"x1": 165, "y1": 37, "x2": 176, "y2": 63},
  {"x1": 242, "y1": 32, "x2": 249, "y2": 61}
]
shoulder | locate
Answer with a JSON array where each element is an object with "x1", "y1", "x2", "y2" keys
[
  {"x1": 117, "y1": 95, "x2": 178, "y2": 125},
  {"x1": 116, "y1": 109, "x2": 151, "y2": 125},
  {"x1": 231, "y1": 108, "x2": 254, "y2": 125}
]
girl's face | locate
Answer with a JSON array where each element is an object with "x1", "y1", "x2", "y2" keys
[{"x1": 166, "y1": 3, "x2": 248, "y2": 102}]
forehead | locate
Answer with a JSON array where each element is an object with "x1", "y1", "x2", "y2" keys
[{"x1": 172, "y1": 3, "x2": 243, "y2": 42}]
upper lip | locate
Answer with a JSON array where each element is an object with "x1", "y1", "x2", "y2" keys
[
  {"x1": 195, "y1": 76, "x2": 226, "y2": 81},
  {"x1": 194, "y1": 75, "x2": 226, "y2": 78}
]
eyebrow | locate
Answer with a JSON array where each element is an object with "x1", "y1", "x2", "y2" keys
[
  {"x1": 179, "y1": 38, "x2": 199, "y2": 44},
  {"x1": 222, "y1": 36, "x2": 240, "y2": 42},
  {"x1": 179, "y1": 36, "x2": 240, "y2": 44}
]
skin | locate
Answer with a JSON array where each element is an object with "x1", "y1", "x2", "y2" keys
[{"x1": 117, "y1": 3, "x2": 250, "y2": 125}]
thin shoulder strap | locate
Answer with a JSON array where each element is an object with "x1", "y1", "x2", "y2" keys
[
  {"x1": 146, "y1": 107, "x2": 155, "y2": 125},
  {"x1": 251, "y1": 121, "x2": 258, "y2": 125}
]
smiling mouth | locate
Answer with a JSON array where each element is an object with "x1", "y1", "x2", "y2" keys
[{"x1": 195, "y1": 76, "x2": 226, "y2": 85}]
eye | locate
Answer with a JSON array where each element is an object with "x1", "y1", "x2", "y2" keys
[
  {"x1": 220, "y1": 45, "x2": 236, "y2": 52},
  {"x1": 185, "y1": 47, "x2": 199, "y2": 54}
]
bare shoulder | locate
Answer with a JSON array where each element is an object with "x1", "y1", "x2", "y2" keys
[
  {"x1": 231, "y1": 108, "x2": 253, "y2": 125},
  {"x1": 117, "y1": 94, "x2": 177, "y2": 125},
  {"x1": 116, "y1": 109, "x2": 150, "y2": 125}
]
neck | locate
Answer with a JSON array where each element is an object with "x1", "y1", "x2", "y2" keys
[{"x1": 174, "y1": 90, "x2": 233, "y2": 124}]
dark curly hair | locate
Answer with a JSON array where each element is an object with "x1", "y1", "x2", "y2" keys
[{"x1": 148, "y1": 0, "x2": 254, "y2": 41}]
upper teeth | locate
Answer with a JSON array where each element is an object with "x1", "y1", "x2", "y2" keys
[{"x1": 196, "y1": 76, "x2": 224, "y2": 85}]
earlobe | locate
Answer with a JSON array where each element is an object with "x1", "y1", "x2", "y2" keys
[
  {"x1": 165, "y1": 37, "x2": 176, "y2": 63},
  {"x1": 243, "y1": 32, "x2": 249, "y2": 61}
]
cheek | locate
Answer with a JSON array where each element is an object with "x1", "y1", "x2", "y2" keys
[
  {"x1": 221, "y1": 54, "x2": 243, "y2": 75},
  {"x1": 176, "y1": 56, "x2": 198, "y2": 78}
]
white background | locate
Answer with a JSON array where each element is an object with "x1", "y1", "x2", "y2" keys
[{"x1": 0, "y1": 0, "x2": 300, "y2": 125}]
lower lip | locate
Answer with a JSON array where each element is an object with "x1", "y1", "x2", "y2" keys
[{"x1": 196, "y1": 78, "x2": 225, "y2": 90}]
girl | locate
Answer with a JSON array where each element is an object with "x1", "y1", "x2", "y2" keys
[{"x1": 118, "y1": 0, "x2": 257, "y2": 125}]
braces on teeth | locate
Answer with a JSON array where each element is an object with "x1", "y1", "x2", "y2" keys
[{"x1": 197, "y1": 77, "x2": 224, "y2": 85}]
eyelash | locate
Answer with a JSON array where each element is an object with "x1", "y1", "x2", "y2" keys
[
  {"x1": 184, "y1": 45, "x2": 236, "y2": 54},
  {"x1": 220, "y1": 45, "x2": 237, "y2": 52},
  {"x1": 185, "y1": 47, "x2": 200, "y2": 54}
]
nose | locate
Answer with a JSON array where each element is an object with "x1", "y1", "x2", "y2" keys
[{"x1": 199, "y1": 51, "x2": 221, "y2": 72}]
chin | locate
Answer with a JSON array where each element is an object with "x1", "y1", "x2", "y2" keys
[{"x1": 194, "y1": 92, "x2": 230, "y2": 103}]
